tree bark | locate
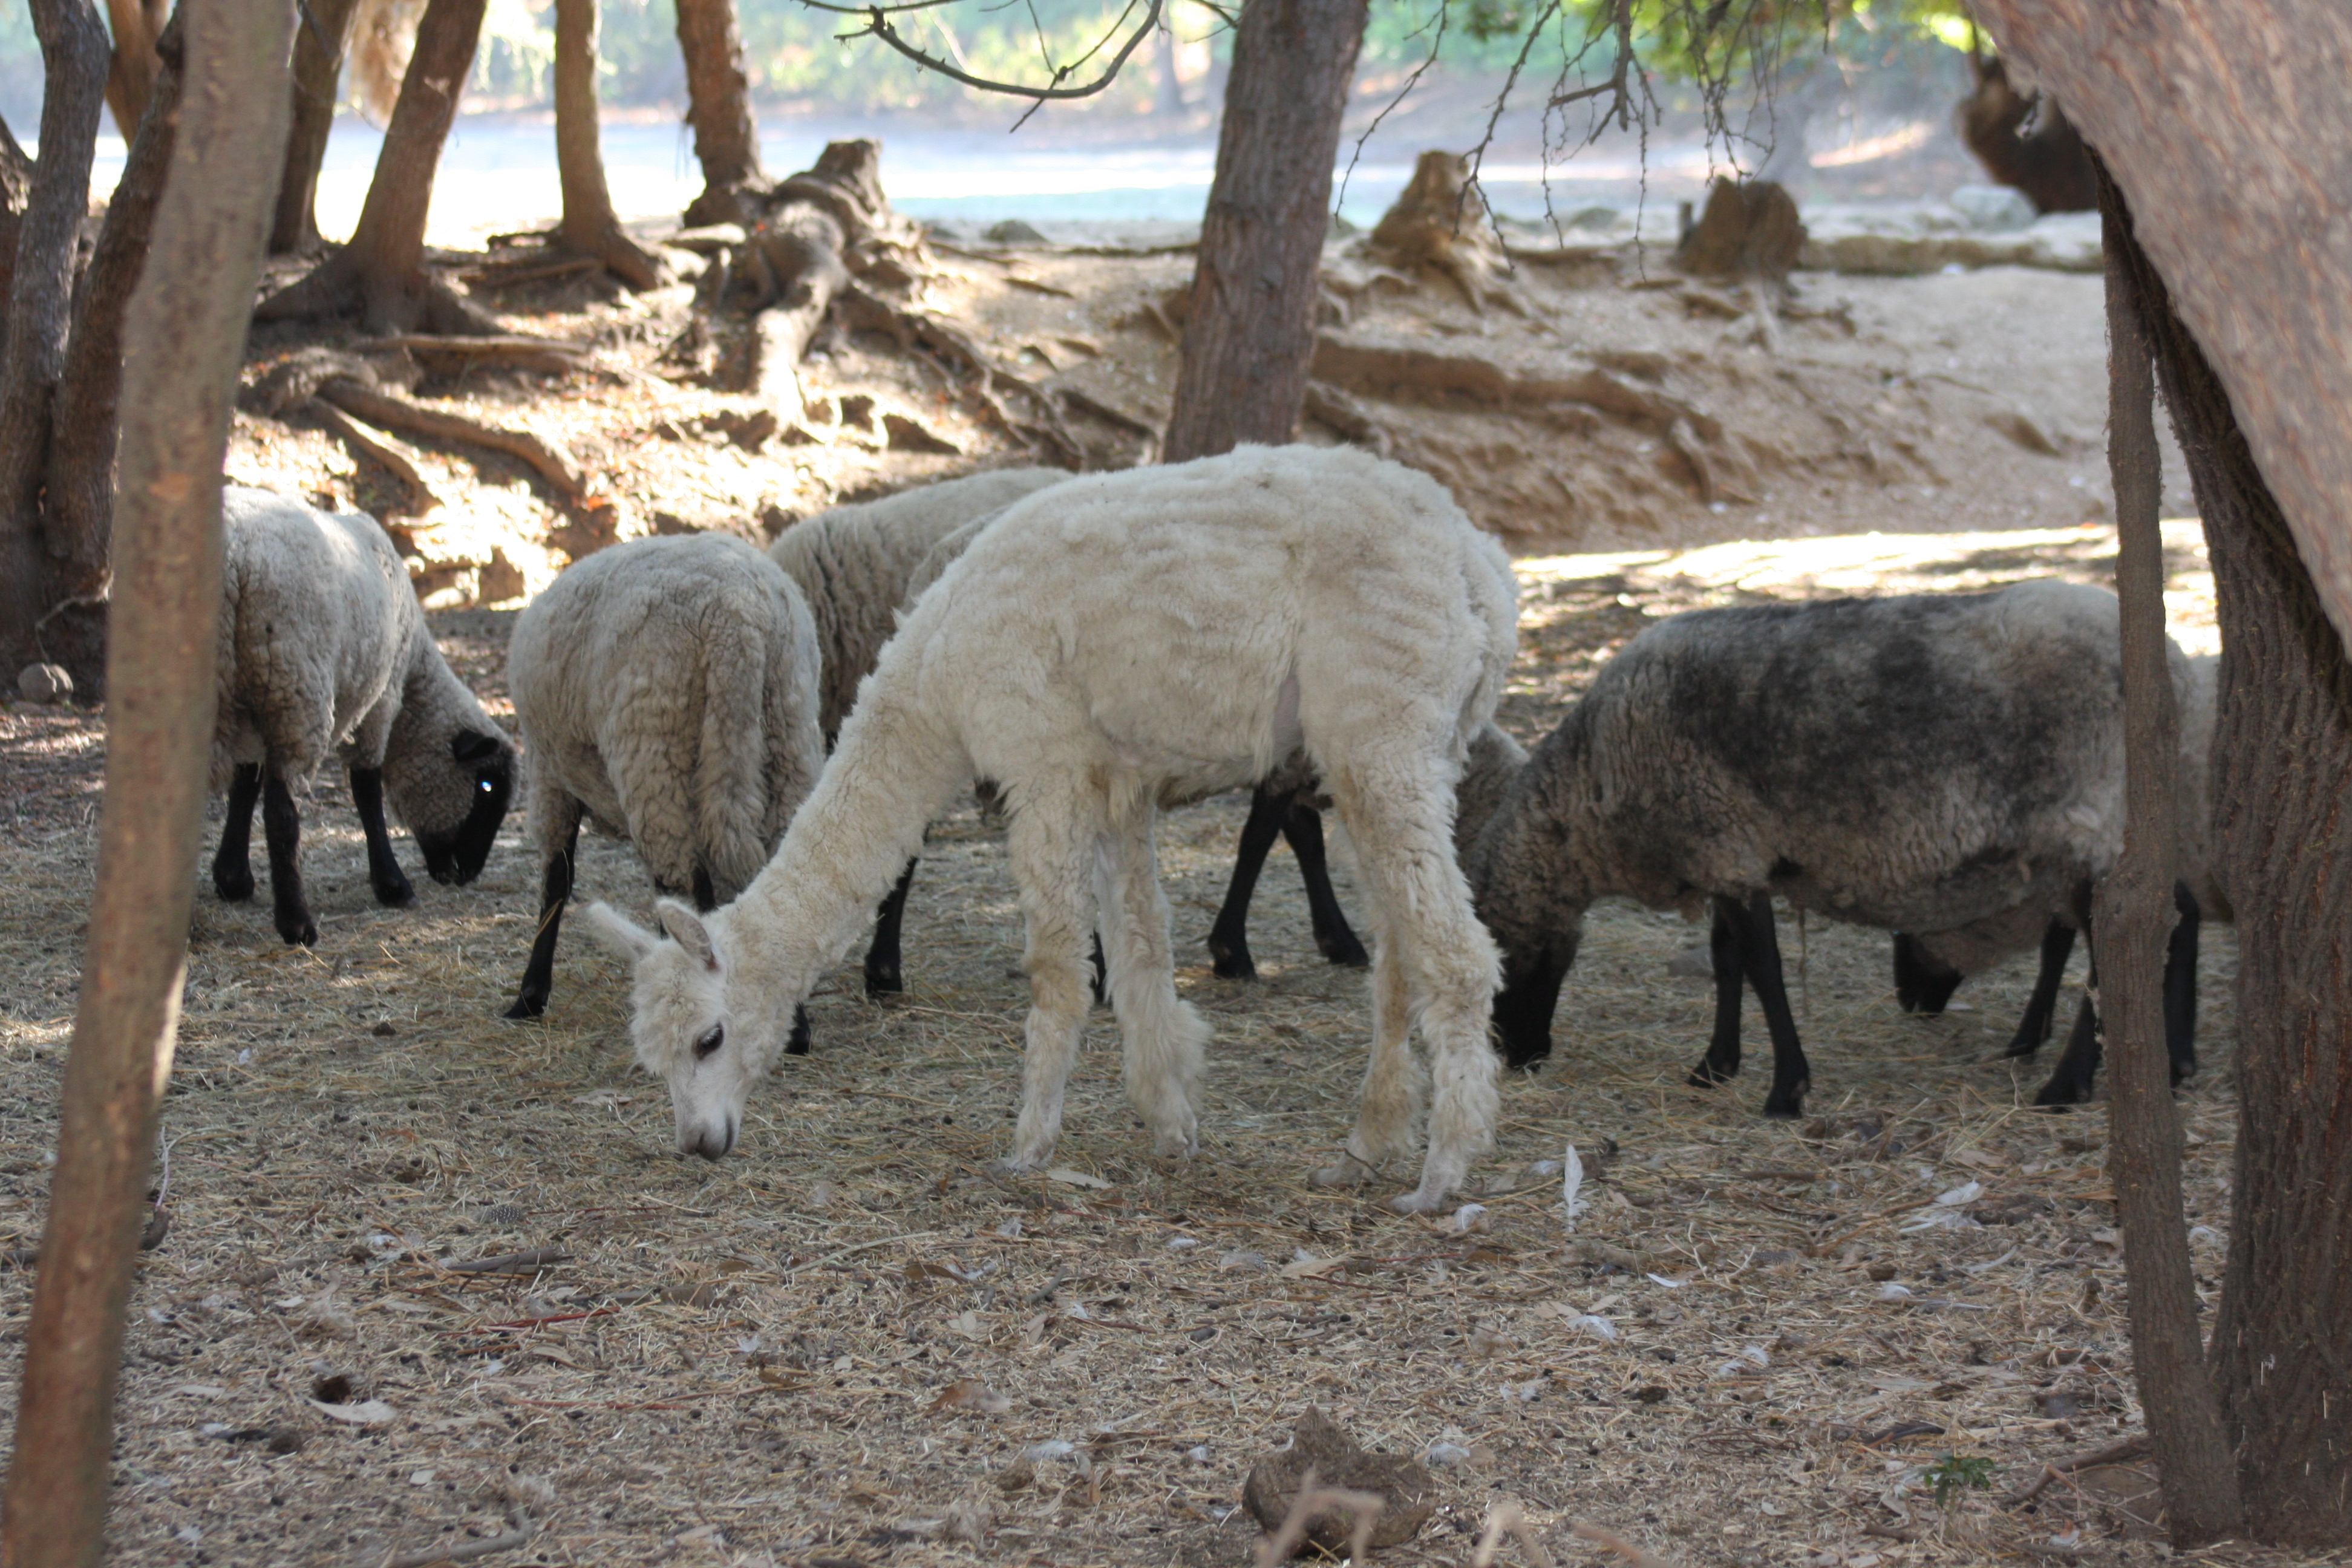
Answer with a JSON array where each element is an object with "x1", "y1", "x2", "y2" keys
[
  {"x1": 673, "y1": 0, "x2": 764, "y2": 227},
  {"x1": 0, "y1": 117, "x2": 38, "y2": 316},
  {"x1": 2093, "y1": 162, "x2": 2244, "y2": 1546},
  {"x1": 270, "y1": 0, "x2": 361, "y2": 255},
  {"x1": 1976, "y1": 3, "x2": 2352, "y2": 1544},
  {"x1": 1974, "y1": 2, "x2": 2352, "y2": 665},
  {"x1": 99, "y1": 0, "x2": 168, "y2": 141},
  {"x1": 254, "y1": 0, "x2": 493, "y2": 333},
  {"x1": 1161, "y1": 0, "x2": 1366, "y2": 462},
  {"x1": 0, "y1": 0, "x2": 111, "y2": 678},
  {"x1": 553, "y1": 0, "x2": 661, "y2": 287},
  {"x1": 0, "y1": 1, "x2": 293, "y2": 1564}
]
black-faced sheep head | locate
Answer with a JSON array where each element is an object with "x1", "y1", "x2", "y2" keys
[
  {"x1": 411, "y1": 728, "x2": 514, "y2": 886},
  {"x1": 584, "y1": 898, "x2": 807, "y2": 1161}
]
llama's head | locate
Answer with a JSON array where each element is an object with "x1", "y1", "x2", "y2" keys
[{"x1": 584, "y1": 898, "x2": 805, "y2": 1159}]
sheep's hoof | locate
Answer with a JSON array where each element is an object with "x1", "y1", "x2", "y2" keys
[
  {"x1": 373, "y1": 874, "x2": 416, "y2": 909},
  {"x1": 1207, "y1": 936, "x2": 1257, "y2": 982},
  {"x1": 1762, "y1": 1097, "x2": 1805, "y2": 1120},
  {"x1": 503, "y1": 991, "x2": 548, "y2": 1021},
  {"x1": 987, "y1": 1155, "x2": 1043, "y2": 1178},
  {"x1": 1316, "y1": 929, "x2": 1370, "y2": 969},
  {"x1": 276, "y1": 912, "x2": 318, "y2": 947},
  {"x1": 214, "y1": 865, "x2": 255, "y2": 903},
  {"x1": 1387, "y1": 1185, "x2": 1451, "y2": 1215},
  {"x1": 1149, "y1": 1128, "x2": 1199, "y2": 1161},
  {"x1": 2033, "y1": 1082, "x2": 2089, "y2": 1111},
  {"x1": 1311, "y1": 1152, "x2": 1377, "y2": 1189},
  {"x1": 1687, "y1": 1059, "x2": 1736, "y2": 1088},
  {"x1": 863, "y1": 962, "x2": 902, "y2": 998}
]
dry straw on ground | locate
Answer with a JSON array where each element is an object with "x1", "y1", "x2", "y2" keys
[{"x1": 0, "y1": 529, "x2": 2331, "y2": 1568}]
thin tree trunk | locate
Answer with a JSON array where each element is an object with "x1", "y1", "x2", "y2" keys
[
  {"x1": 2094, "y1": 161, "x2": 2244, "y2": 1546},
  {"x1": 254, "y1": 0, "x2": 494, "y2": 333},
  {"x1": 270, "y1": 0, "x2": 361, "y2": 255},
  {"x1": 0, "y1": 0, "x2": 293, "y2": 1563},
  {"x1": 0, "y1": 117, "x2": 38, "y2": 315},
  {"x1": 43, "y1": 12, "x2": 188, "y2": 629},
  {"x1": 99, "y1": 0, "x2": 168, "y2": 140},
  {"x1": 0, "y1": 0, "x2": 111, "y2": 678},
  {"x1": 1163, "y1": 0, "x2": 1367, "y2": 461},
  {"x1": 553, "y1": 0, "x2": 661, "y2": 287},
  {"x1": 673, "y1": 0, "x2": 763, "y2": 227}
]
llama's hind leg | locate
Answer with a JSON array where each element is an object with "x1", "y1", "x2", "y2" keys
[
  {"x1": 998, "y1": 786, "x2": 1102, "y2": 1173},
  {"x1": 1327, "y1": 763, "x2": 1500, "y2": 1214},
  {"x1": 1313, "y1": 925, "x2": 1423, "y2": 1189},
  {"x1": 1095, "y1": 812, "x2": 1206, "y2": 1160}
]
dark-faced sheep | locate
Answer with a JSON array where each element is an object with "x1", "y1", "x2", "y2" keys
[{"x1": 211, "y1": 488, "x2": 514, "y2": 947}]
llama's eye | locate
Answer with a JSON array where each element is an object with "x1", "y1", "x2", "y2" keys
[{"x1": 694, "y1": 1024, "x2": 725, "y2": 1059}]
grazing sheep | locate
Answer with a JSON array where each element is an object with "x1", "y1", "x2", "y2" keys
[
  {"x1": 1468, "y1": 580, "x2": 2192, "y2": 1117},
  {"x1": 1895, "y1": 650, "x2": 2220, "y2": 1102},
  {"x1": 503, "y1": 533, "x2": 823, "y2": 1033},
  {"x1": 767, "y1": 466, "x2": 1069, "y2": 995},
  {"x1": 210, "y1": 487, "x2": 515, "y2": 947},
  {"x1": 588, "y1": 445, "x2": 1518, "y2": 1212}
]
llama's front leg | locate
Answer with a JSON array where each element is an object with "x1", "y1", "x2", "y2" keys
[
  {"x1": 997, "y1": 797, "x2": 1099, "y2": 1173},
  {"x1": 1096, "y1": 817, "x2": 1205, "y2": 1159},
  {"x1": 1316, "y1": 932, "x2": 1422, "y2": 1189}
]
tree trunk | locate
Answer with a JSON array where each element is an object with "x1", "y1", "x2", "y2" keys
[
  {"x1": 0, "y1": 118, "x2": 38, "y2": 316},
  {"x1": 270, "y1": 0, "x2": 361, "y2": 255},
  {"x1": 1161, "y1": 0, "x2": 1366, "y2": 461},
  {"x1": 0, "y1": 0, "x2": 293, "y2": 1563},
  {"x1": 0, "y1": 0, "x2": 111, "y2": 679},
  {"x1": 553, "y1": 0, "x2": 662, "y2": 287},
  {"x1": 99, "y1": 0, "x2": 168, "y2": 140},
  {"x1": 254, "y1": 0, "x2": 494, "y2": 333},
  {"x1": 673, "y1": 0, "x2": 763, "y2": 227},
  {"x1": 1977, "y1": 2, "x2": 2352, "y2": 1543},
  {"x1": 2094, "y1": 163, "x2": 2244, "y2": 1545}
]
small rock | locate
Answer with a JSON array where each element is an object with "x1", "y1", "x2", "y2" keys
[
  {"x1": 1243, "y1": 1406, "x2": 1435, "y2": 1555},
  {"x1": 983, "y1": 218, "x2": 1049, "y2": 244},
  {"x1": 371, "y1": 1021, "x2": 397, "y2": 1037},
  {"x1": 1950, "y1": 184, "x2": 2038, "y2": 232},
  {"x1": 994, "y1": 1458, "x2": 1035, "y2": 1494},
  {"x1": 16, "y1": 664, "x2": 71, "y2": 704}
]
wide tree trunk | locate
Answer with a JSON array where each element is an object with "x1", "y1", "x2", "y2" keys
[
  {"x1": 0, "y1": 0, "x2": 112, "y2": 681},
  {"x1": 99, "y1": 0, "x2": 168, "y2": 140},
  {"x1": 1161, "y1": 0, "x2": 1367, "y2": 461},
  {"x1": 554, "y1": 0, "x2": 662, "y2": 287},
  {"x1": 254, "y1": 0, "x2": 494, "y2": 333},
  {"x1": 0, "y1": 0, "x2": 293, "y2": 1560},
  {"x1": 2094, "y1": 165, "x2": 2243, "y2": 1545},
  {"x1": 1973, "y1": 2, "x2": 2352, "y2": 1544},
  {"x1": 270, "y1": 0, "x2": 361, "y2": 255},
  {"x1": 673, "y1": 0, "x2": 764, "y2": 227}
]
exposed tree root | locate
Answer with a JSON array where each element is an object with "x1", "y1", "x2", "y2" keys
[
  {"x1": 307, "y1": 397, "x2": 445, "y2": 514},
  {"x1": 317, "y1": 380, "x2": 589, "y2": 502},
  {"x1": 254, "y1": 259, "x2": 506, "y2": 337}
]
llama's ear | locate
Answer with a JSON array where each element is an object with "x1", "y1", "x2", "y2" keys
[
  {"x1": 655, "y1": 898, "x2": 719, "y2": 972},
  {"x1": 583, "y1": 901, "x2": 657, "y2": 965}
]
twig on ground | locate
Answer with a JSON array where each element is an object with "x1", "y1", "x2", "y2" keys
[
  {"x1": 378, "y1": 1505, "x2": 534, "y2": 1567},
  {"x1": 1571, "y1": 1520, "x2": 1684, "y2": 1568},
  {"x1": 1472, "y1": 1499, "x2": 1557, "y2": 1568},
  {"x1": 440, "y1": 1247, "x2": 573, "y2": 1276},
  {"x1": 2005, "y1": 1432, "x2": 2151, "y2": 1503}
]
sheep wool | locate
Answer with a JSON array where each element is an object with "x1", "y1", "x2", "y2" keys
[
  {"x1": 1469, "y1": 578, "x2": 2183, "y2": 1115},
  {"x1": 212, "y1": 486, "x2": 514, "y2": 947},
  {"x1": 591, "y1": 445, "x2": 1518, "y2": 1213},
  {"x1": 503, "y1": 532, "x2": 823, "y2": 1022}
]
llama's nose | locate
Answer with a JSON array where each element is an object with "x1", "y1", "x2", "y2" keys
[{"x1": 682, "y1": 1120, "x2": 736, "y2": 1160}]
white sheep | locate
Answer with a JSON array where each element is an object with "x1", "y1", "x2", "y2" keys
[
  {"x1": 766, "y1": 466, "x2": 1070, "y2": 995},
  {"x1": 1466, "y1": 579, "x2": 2194, "y2": 1116},
  {"x1": 211, "y1": 486, "x2": 515, "y2": 947},
  {"x1": 588, "y1": 445, "x2": 1518, "y2": 1212},
  {"x1": 502, "y1": 532, "x2": 823, "y2": 1028}
]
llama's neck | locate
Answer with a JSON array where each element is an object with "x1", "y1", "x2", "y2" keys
[{"x1": 728, "y1": 691, "x2": 969, "y2": 995}]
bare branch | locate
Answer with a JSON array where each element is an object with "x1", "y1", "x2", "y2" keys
[
  {"x1": 838, "y1": 0, "x2": 1162, "y2": 100},
  {"x1": 1336, "y1": 0, "x2": 1448, "y2": 217}
]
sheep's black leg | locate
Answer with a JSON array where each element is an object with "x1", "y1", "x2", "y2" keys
[
  {"x1": 505, "y1": 815, "x2": 580, "y2": 1020},
  {"x1": 691, "y1": 864, "x2": 717, "y2": 913},
  {"x1": 1206, "y1": 782, "x2": 1289, "y2": 981},
  {"x1": 1690, "y1": 894, "x2": 1747, "y2": 1087},
  {"x1": 1282, "y1": 802, "x2": 1370, "y2": 968},
  {"x1": 212, "y1": 763, "x2": 261, "y2": 903},
  {"x1": 787, "y1": 1003, "x2": 811, "y2": 1056},
  {"x1": 1089, "y1": 932, "x2": 1109, "y2": 1008},
  {"x1": 2005, "y1": 921, "x2": 2079, "y2": 1057},
  {"x1": 350, "y1": 766, "x2": 416, "y2": 908},
  {"x1": 1893, "y1": 932, "x2": 1964, "y2": 1015},
  {"x1": 863, "y1": 858, "x2": 917, "y2": 997},
  {"x1": 260, "y1": 772, "x2": 316, "y2": 946},
  {"x1": 1738, "y1": 891, "x2": 1811, "y2": 1117},
  {"x1": 2036, "y1": 993, "x2": 2104, "y2": 1107},
  {"x1": 2163, "y1": 880, "x2": 2200, "y2": 1085},
  {"x1": 1491, "y1": 938, "x2": 1575, "y2": 1070}
]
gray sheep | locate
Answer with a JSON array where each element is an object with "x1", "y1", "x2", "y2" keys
[
  {"x1": 1466, "y1": 580, "x2": 2191, "y2": 1116},
  {"x1": 211, "y1": 487, "x2": 515, "y2": 947},
  {"x1": 503, "y1": 533, "x2": 823, "y2": 1028}
]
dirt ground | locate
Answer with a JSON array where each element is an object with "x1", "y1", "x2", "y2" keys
[{"x1": 0, "y1": 214, "x2": 2331, "y2": 1568}]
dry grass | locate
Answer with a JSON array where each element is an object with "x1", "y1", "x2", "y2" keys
[{"x1": 0, "y1": 531, "x2": 2337, "y2": 1568}]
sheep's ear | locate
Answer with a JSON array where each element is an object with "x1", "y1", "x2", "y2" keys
[
  {"x1": 655, "y1": 898, "x2": 719, "y2": 972},
  {"x1": 583, "y1": 902, "x2": 658, "y2": 965},
  {"x1": 451, "y1": 728, "x2": 505, "y2": 765}
]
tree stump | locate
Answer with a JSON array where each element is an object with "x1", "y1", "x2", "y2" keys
[
  {"x1": 1368, "y1": 150, "x2": 1520, "y2": 314},
  {"x1": 1674, "y1": 177, "x2": 1805, "y2": 287}
]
